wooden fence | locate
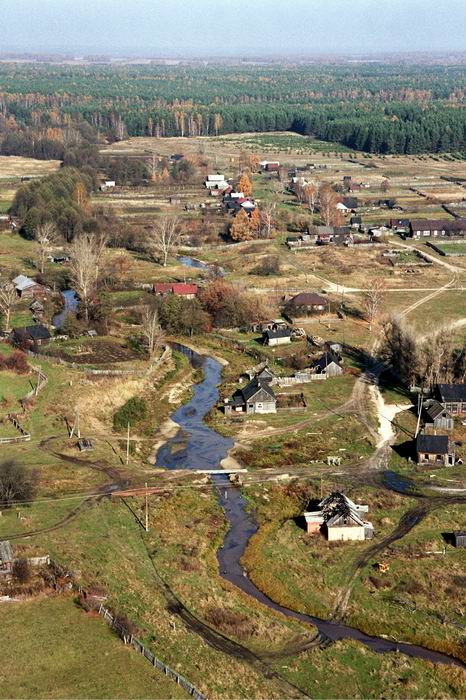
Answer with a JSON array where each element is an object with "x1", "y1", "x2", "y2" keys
[{"x1": 98, "y1": 605, "x2": 207, "y2": 700}]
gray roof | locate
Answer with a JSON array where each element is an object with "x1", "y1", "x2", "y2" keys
[
  {"x1": 313, "y1": 352, "x2": 341, "y2": 371},
  {"x1": 13, "y1": 274, "x2": 36, "y2": 291},
  {"x1": 241, "y1": 378, "x2": 275, "y2": 403},
  {"x1": 416, "y1": 434, "x2": 450, "y2": 454},
  {"x1": 436, "y1": 384, "x2": 466, "y2": 403},
  {"x1": 264, "y1": 328, "x2": 291, "y2": 340},
  {"x1": 423, "y1": 399, "x2": 451, "y2": 421}
]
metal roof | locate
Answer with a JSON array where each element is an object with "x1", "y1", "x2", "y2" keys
[{"x1": 416, "y1": 433, "x2": 450, "y2": 454}]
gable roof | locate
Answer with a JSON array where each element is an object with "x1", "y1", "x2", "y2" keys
[
  {"x1": 264, "y1": 327, "x2": 291, "y2": 340},
  {"x1": 436, "y1": 383, "x2": 466, "y2": 403},
  {"x1": 153, "y1": 283, "x2": 198, "y2": 296},
  {"x1": 13, "y1": 274, "x2": 37, "y2": 291},
  {"x1": 241, "y1": 378, "x2": 276, "y2": 403},
  {"x1": 423, "y1": 399, "x2": 451, "y2": 421},
  {"x1": 288, "y1": 292, "x2": 328, "y2": 307},
  {"x1": 410, "y1": 219, "x2": 466, "y2": 233},
  {"x1": 12, "y1": 324, "x2": 51, "y2": 341},
  {"x1": 416, "y1": 433, "x2": 450, "y2": 454},
  {"x1": 313, "y1": 352, "x2": 341, "y2": 371}
]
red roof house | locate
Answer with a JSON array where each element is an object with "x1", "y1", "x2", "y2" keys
[{"x1": 153, "y1": 283, "x2": 198, "y2": 299}]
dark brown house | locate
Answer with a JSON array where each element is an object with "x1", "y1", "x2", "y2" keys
[
  {"x1": 10, "y1": 324, "x2": 51, "y2": 349},
  {"x1": 416, "y1": 434, "x2": 455, "y2": 467},
  {"x1": 435, "y1": 384, "x2": 466, "y2": 416},
  {"x1": 285, "y1": 292, "x2": 329, "y2": 317}
]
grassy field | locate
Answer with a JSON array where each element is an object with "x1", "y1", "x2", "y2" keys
[
  {"x1": 0, "y1": 596, "x2": 187, "y2": 699},
  {"x1": 0, "y1": 155, "x2": 60, "y2": 179}
]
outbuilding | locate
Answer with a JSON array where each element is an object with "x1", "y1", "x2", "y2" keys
[{"x1": 416, "y1": 433, "x2": 455, "y2": 467}]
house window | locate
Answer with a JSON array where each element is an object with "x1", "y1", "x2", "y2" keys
[{"x1": 436, "y1": 454, "x2": 442, "y2": 461}]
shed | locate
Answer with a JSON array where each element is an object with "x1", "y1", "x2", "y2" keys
[
  {"x1": 263, "y1": 327, "x2": 292, "y2": 346},
  {"x1": 453, "y1": 531, "x2": 466, "y2": 548},
  {"x1": 422, "y1": 399, "x2": 454, "y2": 432}
]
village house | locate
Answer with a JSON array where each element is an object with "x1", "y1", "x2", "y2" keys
[
  {"x1": 304, "y1": 492, "x2": 374, "y2": 542},
  {"x1": 260, "y1": 160, "x2": 280, "y2": 172},
  {"x1": 350, "y1": 215, "x2": 362, "y2": 228},
  {"x1": 416, "y1": 433, "x2": 456, "y2": 467},
  {"x1": 285, "y1": 292, "x2": 329, "y2": 318},
  {"x1": 263, "y1": 327, "x2": 292, "y2": 346},
  {"x1": 205, "y1": 173, "x2": 229, "y2": 191},
  {"x1": 312, "y1": 352, "x2": 343, "y2": 377},
  {"x1": 99, "y1": 180, "x2": 116, "y2": 192},
  {"x1": 0, "y1": 541, "x2": 13, "y2": 574},
  {"x1": 13, "y1": 275, "x2": 50, "y2": 300},
  {"x1": 251, "y1": 319, "x2": 288, "y2": 334},
  {"x1": 408, "y1": 219, "x2": 466, "y2": 239},
  {"x1": 153, "y1": 283, "x2": 198, "y2": 299},
  {"x1": 10, "y1": 324, "x2": 51, "y2": 348},
  {"x1": 422, "y1": 399, "x2": 454, "y2": 432},
  {"x1": 435, "y1": 383, "x2": 466, "y2": 416},
  {"x1": 224, "y1": 377, "x2": 277, "y2": 415}
]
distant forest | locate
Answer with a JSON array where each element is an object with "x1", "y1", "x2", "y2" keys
[{"x1": 1, "y1": 63, "x2": 466, "y2": 154}]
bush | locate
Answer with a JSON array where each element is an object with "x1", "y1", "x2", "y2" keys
[
  {"x1": 113, "y1": 397, "x2": 148, "y2": 432},
  {"x1": 253, "y1": 255, "x2": 281, "y2": 276},
  {"x1": 0, "y1": 351, "x2": 30, "y2": 374},
  {"x1": 13, "y1": 559, "x2": 32, "y2": 584},
  {"x1": 0, "y1": 460, "x2": 38, "y2": 508}
]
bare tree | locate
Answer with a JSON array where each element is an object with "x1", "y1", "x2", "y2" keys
[
  {"x1": 35, "y1": 221, "x2": 57, "y2": 274},
  {"x1": 363, "y1": 278, "x2": 387, "y2": 331},
  {"x1": 141, "y1": 306, "x2": 165, "y2": 357},
  {"x1": 380, "y1": 315, "x2": 420, "y2": 386},
  {"x1": 0, "y1": 279, "x2": 17, "y2": 332},
  {"x1": 147, "y1": 217, "x2": 181, "y2": 267},
  {"x1": 69, "y1": 234, "x2": 106, "y2": 323},
  {"x1": 303, "y1": 181, "x2": 318, "y2": 215},
  {"x1": 318, "y1": 183, "x2": 339, "y2": 226},
  {"x1": 0, "y1": 460, "x2": 38, "y2": 508},
  {"x1": 259, "y1": 200, "x2": 276, "y2": 239}
]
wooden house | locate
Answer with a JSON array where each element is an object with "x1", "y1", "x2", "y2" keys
[
  {"x1": 153, "y1": 283, "x2": 198, "y2": 299},
  {"x1": 409, "y1": 219, "x2": 466, "y2": 239},
  {"x1": 422, "y1": 399, "x2": 454, "y2": 432},
  {"x1": 312, "y1": 352, "x2": 343, "y2": 377},
  {"x1": 263, "y1": 327, "x2": 292, "y2": 346},
  {"x1": 10, "y1": 324, "x2": 51, "y2": 348},
  {"x1": 416, "y1": 434, "x2": 455, "y2": 467},
  {"x1": 285, "y1": 292, "x2": 329, "y2": 318},
  {"x1": 435, "y1": 384, "x2": 466, "y2": 416},
  {"x1": 304, "y1": 492, "x2": 373, "y2": 542},
  {"x1": 13, "y1": 275, "x2": 50, "y2": 300},
  {"x1": 224, "y1": 377, "x2": 276, "y2": 415}
]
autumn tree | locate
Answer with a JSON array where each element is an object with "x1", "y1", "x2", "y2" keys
[
  {"x1": 230, "y1": 209, "x2": 253, "y2": 242},
  {"x1": 363, "y1": 278, "x2": 386, "y2": 331},
  {"x1": 380, "y1": 179, "x2": 390, "y2": 193},
  {"x1": 249, "y1": 208, "x2": 261, "y2": 237},
  {"x1": 303, "y1": 181, "x2": 318, "y2": 215},
  {"x1": 239, "y1": 173, "x2": 253, "y2": 197},
  {"x1": 69, "y1": 233, "x2": 106, "y2": 322},
  {"x1": 318, "y1": 183, "x2": 339, "y2": 226},
  {"x1": 0, "y1": 279, "x2": 17, "y2": 332},
  {"x1": 147, "y1": 216, "x2": 181, "y2": 267},
  {"x1": 140, "y1": 306, "x2": 165, "y2": 357},
  {"x1": 35, "y1": 221, "x2": 58, "y2": 274}
]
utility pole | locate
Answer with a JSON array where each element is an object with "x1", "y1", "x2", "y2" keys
[
  {"x1": 77, "y1": 407, "x2": 80, "y2": 439},
  {"x1": 145, "y1": 482, "x2": 149, "y2": 532},
  {"x1": 414, "y1": 390, "x2": 423, "y2": 438},
  {"x1": 126, "y1": 423, "x2": 130, "y2": 465}
]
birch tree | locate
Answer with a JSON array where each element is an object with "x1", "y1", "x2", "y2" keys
[
  {"x1": 35, "y1": 221, "x2": 57, "y2": 274},
  {"x1": 69, "y1": 234, "x2": 105, "y2": 322},
  {"x1": 141, "y1": 306, "x2": 165, "y2": 357},
  {"x1": 363, "y1": 278, "x2": 386, "y2": 331},
  {"x1": 147, "y1": 217, "x2": 181, "y2": 267},
  {"x1": 0, "y1": 279, "x2": 17, "y2": 332}
]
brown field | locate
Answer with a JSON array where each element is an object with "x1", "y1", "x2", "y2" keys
[{"x1": 0, "y1": 155, "x2": 60, "y2": 179}]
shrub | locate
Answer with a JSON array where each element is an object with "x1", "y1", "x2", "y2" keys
[
  {"x1": 113, "y1": 397, "x2": 148, "y2": 432},
  {"x1": 13, "y1": 559, "x2": 32, "y2": 584},
  {"x1": 5, "y1": 351, "x2": 30, "y2": 374},
  {"x1": 253, "y1": 255, "x2": 281, "y2": 276},
  {"x1": 0, "y1": 460, "x2": 38, "y2": 508}
]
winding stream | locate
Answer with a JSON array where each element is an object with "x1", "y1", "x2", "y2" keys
[
  {"x1": 52, "y1": 289, "x2": 79, "y2": 329},
  {"x1": 156, "y1": 345, "x2": 465, "y2": 669}
]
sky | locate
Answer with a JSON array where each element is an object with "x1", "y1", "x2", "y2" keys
[{"x1": 1, "y1": 0, "x2": 466, "y2": 57}]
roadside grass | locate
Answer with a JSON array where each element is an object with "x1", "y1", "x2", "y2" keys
[
  {"x1": 0, "y1": 596, "x2": 186, "y2": 699},
  {"x1": 32, "y1": 498, "x2": 294, "y2": 699},
  {"x1": 234, "y1": 413, "x2": 375, "y2": 469},
  {"x1": 274, "y1": 638, "x2": 466, "y2": 699},
  {"x1": 347, "y1": 502, "x2": 466, "y2": 664},
  {"x1": 0, "y1": 370, "x2": 34, "y2": 415},
  {"x1": 145, "y1": 486, "x2": 314, "y2": 655}
]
